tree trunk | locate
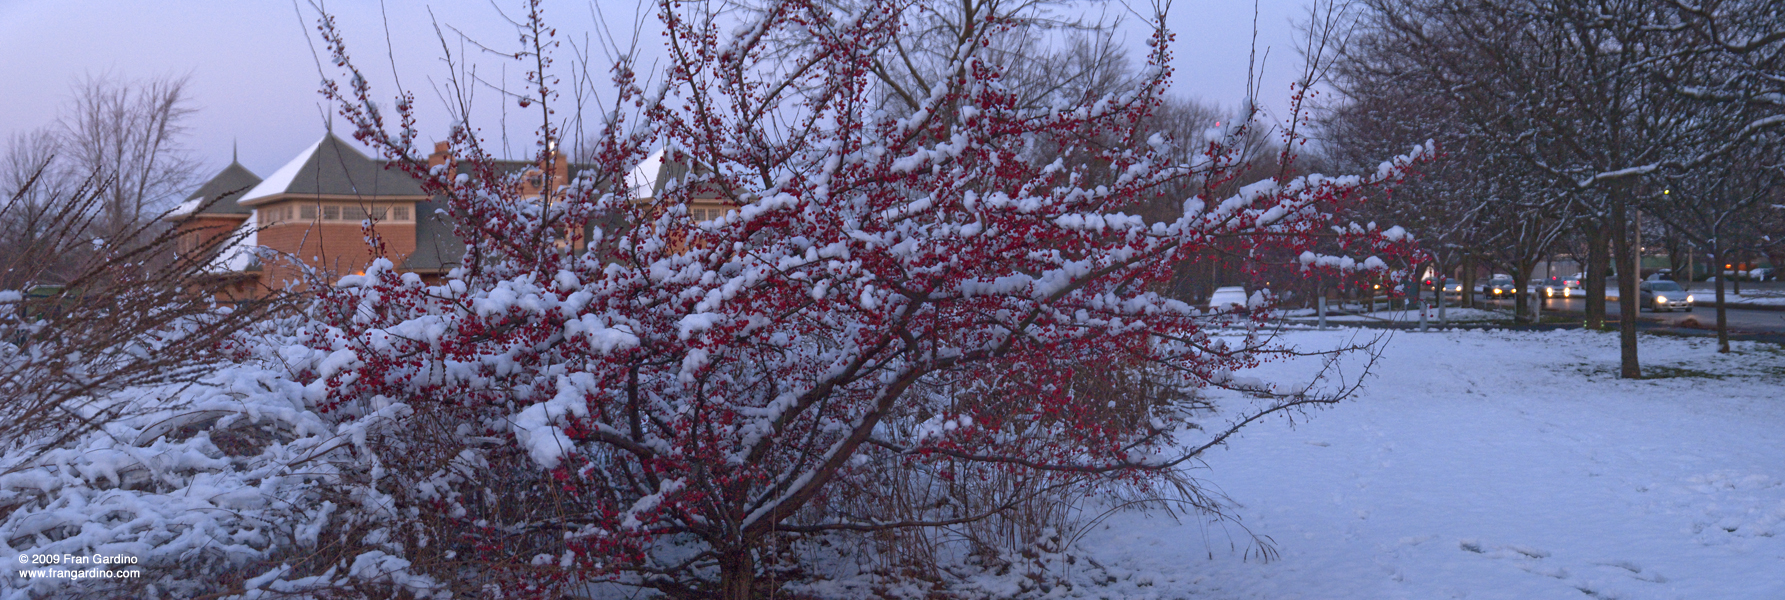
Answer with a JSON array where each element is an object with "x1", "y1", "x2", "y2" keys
[
  {"x1": 1610, "y1": 197, "x2": 1642, "y2": 378},
  {"x1": 719, "y1": 547, "x2": 756, "y2": 600},
  {"x1": 1584, "y1": 221, "x2": 1609, "y2": 330},
  {"x1": 1712, "y1": 245, "x2": 1730, "y2": 353},
  {"x1": 1461, "y1": 256, "x2": 1475, "y2": 308},
  {"x1": 1514, "y1": 260, "x2": 1534, "y2": 323}
]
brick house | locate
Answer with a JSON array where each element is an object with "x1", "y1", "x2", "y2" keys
[{"x1": 172, "y1": 133, "x2": 710, "y2": 298}]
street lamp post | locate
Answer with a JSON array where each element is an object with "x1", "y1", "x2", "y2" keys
[
  {"x1": 1686, "y1": 242, "x2": 1694, "y2": 285},
  {"x1": 1633, "y1": 208, "x2": 1644, "y2": 283}
]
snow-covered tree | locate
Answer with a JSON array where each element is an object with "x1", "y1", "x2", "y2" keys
[
  {"x1": 1331, "y1": 0, "x2": 1785, "y2": 374},
  {"x1": 1646, "y1": 135, "x2": 1785, "y2": 351}
]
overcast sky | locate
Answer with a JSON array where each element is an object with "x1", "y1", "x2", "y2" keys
[{"x1": 0, "y1": 0, "x2": 1318, "y2": 182}]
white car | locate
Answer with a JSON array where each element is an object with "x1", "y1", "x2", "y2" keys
[
  {"x1": 1207, "y1": 286, "x2": 1249, "y2": 310},
  {"x1": 1638, "y1": 281, "x2": 1694, "y2": 312}
]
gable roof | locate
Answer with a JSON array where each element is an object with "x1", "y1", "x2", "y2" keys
[
  {"x1": 240, "y1": 133, "x2": 427, "y2": 204},
  {"x1": 169, "y1": 161, "x2": 261, "y2": 218}
]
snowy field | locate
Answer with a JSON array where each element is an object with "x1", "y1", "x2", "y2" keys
[{"x1": 1060, "y1": 328, "x2": 1785, "y2": 599}]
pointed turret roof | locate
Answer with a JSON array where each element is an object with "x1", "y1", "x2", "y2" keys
[
  {"x1": 169, "y1": 161, "x2": 261, "y2": 218},
  {"x1": 239, "y1": 133, "x2": 427, "y2": 204}
]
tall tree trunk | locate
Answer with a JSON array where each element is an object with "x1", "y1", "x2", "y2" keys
[
  {"x1": 1611, "y1": 197, "x2": 1642, "y2": 378},
  {"x1": 1514, "y1": 260, "x2": 1534, "y2": 323},
  {"x1": 1712, "y1": 244, "x2": 1731, "y2": 353},
  {"x1": 1461, "y1": 256, "x2": 1475, "y2": 308},
  {"x1": 1584, "y1": 221, "x2": 1609, "y2": 329}
]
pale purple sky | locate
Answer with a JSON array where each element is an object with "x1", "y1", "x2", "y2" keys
[{"x1": 0, "y1": 0, "x2": 1317, "y2": 181}]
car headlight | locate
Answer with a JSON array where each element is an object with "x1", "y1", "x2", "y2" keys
[
  {"x1": 1686, "y1": 295, "x2": 1694, "y2": 303},
  {"x1": 1656, "y1": 295, "x2": 1667, "y2": 303}
]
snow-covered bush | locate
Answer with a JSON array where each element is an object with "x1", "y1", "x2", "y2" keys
[{"x1": 292, "y1": 0, "x2": 1426, "y2": 594}]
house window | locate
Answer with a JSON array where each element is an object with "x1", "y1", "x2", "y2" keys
[
  {"x1": 260, "y1": 206, "x2": 296, "y2": 225},
  {"x1": 690, "y1": 205, "x2": 730, "y2": 222},
  {"x1": 282, "y1": 203, "x2": 415, "y2": 223}
]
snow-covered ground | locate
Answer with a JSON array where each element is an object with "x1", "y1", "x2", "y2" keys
[
  {"x1": 1065, "y1": 328, "x2": 1785, "y2": 599},
  {"x1": 1712, "y1": 291, "x2": 1785, "y2": 308}
]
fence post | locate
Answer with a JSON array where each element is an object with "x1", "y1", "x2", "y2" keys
[
  {"x1": 1420, "y1": 301, "x2": 1429, "y2": 331},
  {"x1": 1318, "y1": 296, "x2": 1327, "y2": 330}
]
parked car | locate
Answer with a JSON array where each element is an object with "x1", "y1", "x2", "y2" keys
[
  {"x1": 1749, "y1": 267, "x2": 1774, "y2": 281},
  {"x1": 1481, "y1": 274, "x2": 1517, "y2": 297},
  {"x1": 1637, "y1": 280, "x2": 1694, "y2": 312}
]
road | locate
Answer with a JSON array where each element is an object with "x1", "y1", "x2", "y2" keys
[{"x1": 1474, "y1": 295, "x2": 1785, "y2": 333}]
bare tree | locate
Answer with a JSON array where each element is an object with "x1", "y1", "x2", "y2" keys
[
  {"x1": 56, "y1": 72, "x2": 202, "y2": 244},
  {"x1": 1316, "y1": 37, "x2": 1496, "y2": 309},
  {"x1": 0, "y1": 130, "x2": 75, "y2": 288}
]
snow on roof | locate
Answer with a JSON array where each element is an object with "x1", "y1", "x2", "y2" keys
[
  {"x1": 240, "y1": 137, "x2": 325, "y2": 204},
  {"x1": 206, "y1": 212, "x2": 262, "y2": 274},
  {"x1": 627, "y1": 148, "x2": 666, "y2": 199},
  {"x1": 169, "y1": 197, "x2": 206, "y2": 218}
]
